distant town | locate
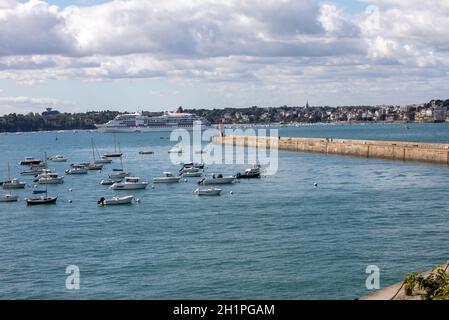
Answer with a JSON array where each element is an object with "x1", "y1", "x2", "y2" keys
[{"x1": 0, "y1": 98, "x2": 448, "y2": 133}]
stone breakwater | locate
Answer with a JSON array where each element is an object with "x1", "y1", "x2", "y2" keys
[{"x1": 213, "y1": 135, "x2": 449, "y2": 165}]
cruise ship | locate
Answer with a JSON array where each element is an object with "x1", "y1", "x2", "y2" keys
[{"x1": 97, "y1": 107, "x2": 211, "y2": 133}]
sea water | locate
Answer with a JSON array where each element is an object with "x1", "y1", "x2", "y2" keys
[{"x1": 1, "y1": 123, "x2": 449, "y2": 299}]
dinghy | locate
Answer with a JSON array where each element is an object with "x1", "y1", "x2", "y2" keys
[
  {"x1": 193, "y1": 188, "x2": 222, "y2": 196},
  {"x1": 0, "y1": 194, "x2": 19, "y2": 202},
  {"x1": 98, "y1": 195, "x2": 134, "y2": 206}
]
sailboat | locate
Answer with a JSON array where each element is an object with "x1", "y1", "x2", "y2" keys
[
  {"x1": 2, "y1": 162, "x2": 26, "y2": 189},
  {"x1": 92, "y1": 139, "x2": 112, "y2": 164},
  {"x1": 103, "y1": 135, "x2": 123, "y2": 158},
  {"x1": 25, "y1": 178, "x2": 57, "y2": 205},
  {"x1": 87, "y1": 138, "x2": 104, "y2": 170},
  {"x1": 108, "y1": 156, "x2": 130, "y2": 179}
]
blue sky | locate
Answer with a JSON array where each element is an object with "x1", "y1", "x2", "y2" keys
[{"x1": 1, "y1": 0, "x2": 448, "y2": 114}]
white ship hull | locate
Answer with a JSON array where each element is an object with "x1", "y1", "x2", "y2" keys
[
  {"x1": 99, "y1": 125, "x2": 210, "y2": 133},
  {"x1": 97, "y1": 108, "x2": 211, "y2": 133}
]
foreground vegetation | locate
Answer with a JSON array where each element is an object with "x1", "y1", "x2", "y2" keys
[{"x1": 404, "y1": 266, "x2": 449, "y2": 300}]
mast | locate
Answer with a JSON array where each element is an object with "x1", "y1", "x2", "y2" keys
[
  {"x1": 91, "y1": 138, "x2": 96, "y2": 161},
  {"x1": 7, "y1": 161, "x2": 11, "y2": 181}
]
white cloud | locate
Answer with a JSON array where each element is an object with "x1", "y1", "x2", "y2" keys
[{"x1": 0, "y1": 0, "x2": 448, "y2": 108}]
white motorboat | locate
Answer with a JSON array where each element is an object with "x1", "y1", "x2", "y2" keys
[
  {"x1": 35, "y1": 169, "x2": 53, "y2": 179},
  {"x1": 193, "y1": 188, "x2": 222, "y2": 196},
  {"x1": 65, "y1": 165, "x2": 88, "y2": 175},
  {"x1": 38, "y1": 173, "x2": 64, "y2": 184},
  {"x1": 235, "y1": 164, "x2": 261, "y2": 179},
  {"x1": 182, "y1": 170, "x2": 204, "y2": 178},
  {"x1": 153, "y1": 172, "x2": 181, "y2": 183},
  {"x1": 98, "y1": 195, "x2": 134, "y2": 206},
  {"x1": 0, "y1": 194, "x2": 19, "y2": 202},
  {"x1": 181, "y1": 162, "x2": 205, "y2": 170},
  {"x1": 198, "y1": 175, "x2": 235, "y2": 185},
  {"x1": 110, "y1": 177, "x2": 149, "y2": 190},
  {"x1": 180, "y1": 167, "x2": 201, "y2": 174},
  {"x1": 49, "y1": 155, "x2": 68, "y2": 162},
  {"x1": 2, "y1": 178, "x2": 26, "y2": 189}
]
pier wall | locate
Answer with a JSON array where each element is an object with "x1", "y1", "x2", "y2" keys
[{"x1": 212, "y1": 135, "x2": 449, "y2": 165}]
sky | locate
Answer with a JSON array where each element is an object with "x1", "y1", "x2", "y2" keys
[{"x1": 0, "y1": 0, "x2": 448, "y2": 114}]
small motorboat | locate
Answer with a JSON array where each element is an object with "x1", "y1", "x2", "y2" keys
[
  {"x1": 139, "y1": 150, "x2": 154, "y2": 155},
  {"x1": 87, "y1": 163, "x2": 103, "y2": 171},
  {"x1": 2, "y1": 178, "x2": 26, "y2": 189},
  {"x1": 26, "y1": 195, "x2": 58, "y2": 205},
  {"x1": 19, "y1": 157, "x2": 42, "y2": 166},
  {"x1": 180, "y1": 167, "x2": 201, "y2": 174},
  {"x1": 182, "y1": 170, "x2": 204, "y2": 178},
  {"x1": 65, "y1": 165, "x2": 88, "y2": 175},
  {"x1": 98, "y1": 195, "x2": 134, "y2": 206},
  {"x1": 48, "y1": 155, "x2": 68, "y2": 162},
  {"x1": 198, "y1": 175, "x2": 235, "y2": 185},
  {"x1": 153, "y1": 172, "x2": 181, "y2": 183},
  {"x1": 100, "y1": 179, "x2": 118, "y2": 186},
  {"x1": 0, "y1": 194, "x2": 19, "y2": 202},
  {"x1": 110, "y1": 177, "x2": 149, "y2": 190},
  {"x1": 193, "y1": 188, "x2": 222, "y2": 196},
  {"x1": 235, "y1": 165, "x2": 261, "y2": 179}
]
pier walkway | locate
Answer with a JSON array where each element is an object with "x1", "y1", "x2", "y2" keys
[{"x1": 213, "y1": 135, "x2": 449, "y2": 165}]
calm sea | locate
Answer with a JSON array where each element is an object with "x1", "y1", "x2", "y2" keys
[{"x1": 1, "y1": 123, "x2": 449, "y2": 299}]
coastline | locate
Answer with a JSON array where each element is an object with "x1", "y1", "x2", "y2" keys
[{"x1": 360, "y1": 261, "x2": 449, "y2": 300}]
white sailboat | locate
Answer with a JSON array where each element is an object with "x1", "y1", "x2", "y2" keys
[
  {"x1": 108, "y1": 156, "x2": 130, "y2": 179},
  {"x1": 103, "y1": 135, "x2": 123, "y2": 158},
  {"x1": 2, "y1": 162, "x2": 26, "y2": 189}
]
